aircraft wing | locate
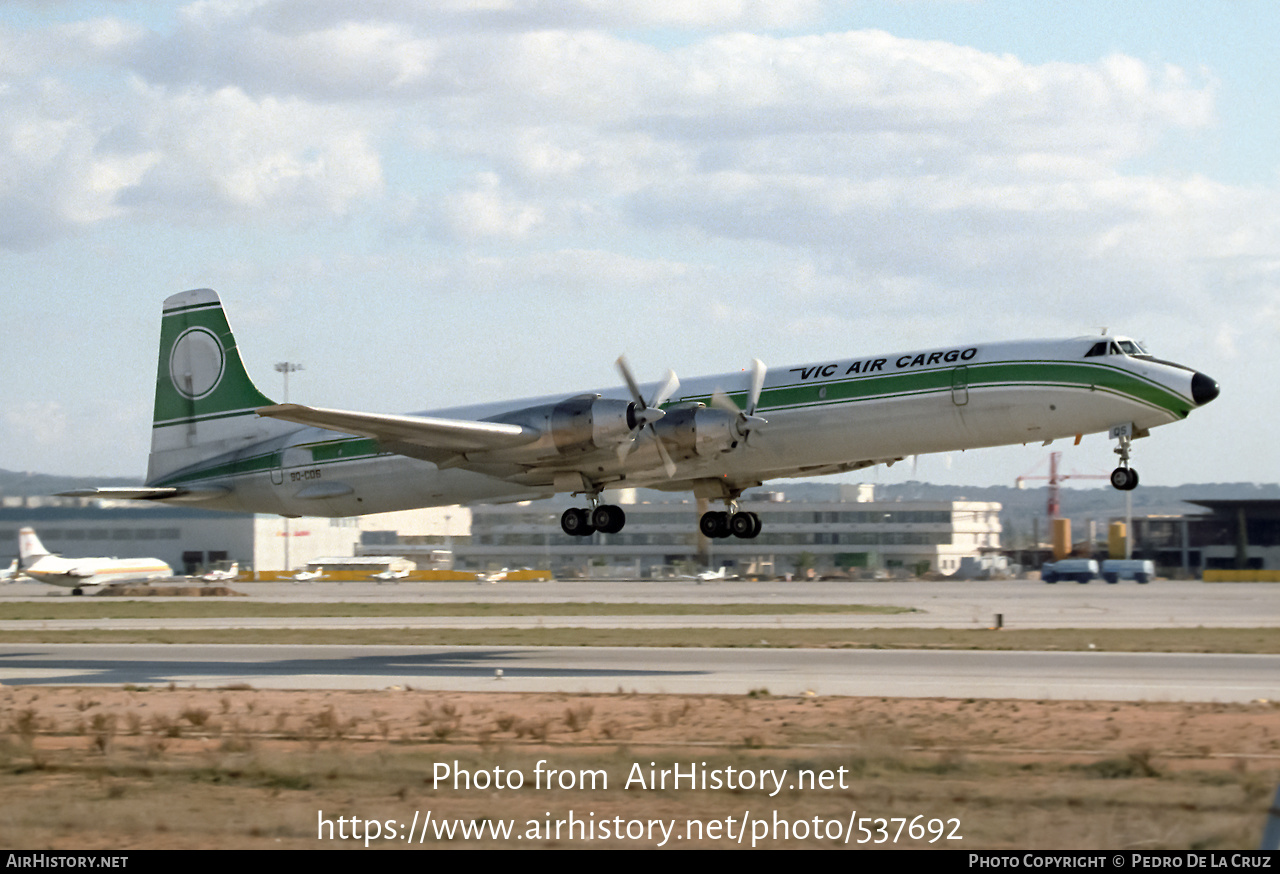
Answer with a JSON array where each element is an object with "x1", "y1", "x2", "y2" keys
[{"x1": 256, "y1": 404, "x2": 542, "y2": 461}]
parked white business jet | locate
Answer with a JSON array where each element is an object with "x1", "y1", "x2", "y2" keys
[
  {"x1": 371, "y1": 568, "x2": 409, "y2": 582},
  {"x1": 289, "y1": 566, "x2": 326, "y2": 582},
  {"x1": 62, "y1": 289, "x2": 1218, "y2": 539},
  {"x1": 1, "y1": 559, "x2": 19, "y2": 582},
  {"x1": 18, "y1": 527, "x2": 173, "y2": 595}
]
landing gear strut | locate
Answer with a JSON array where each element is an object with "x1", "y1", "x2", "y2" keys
[{"x1": 1110, "y1": 424, "x2": 1139, "y2": 491}]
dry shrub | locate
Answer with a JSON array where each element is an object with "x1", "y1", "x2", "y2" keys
[
  {"x1": 564, "y1": 705, "x2": 594, "y2": 732},
  {"x1": 182, "y1": 708, "x2": 211, "y2": 728}
]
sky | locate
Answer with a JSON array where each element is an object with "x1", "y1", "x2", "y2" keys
[{"x1": 0, "y1": 1, "x2": 1274, "y2": 490}]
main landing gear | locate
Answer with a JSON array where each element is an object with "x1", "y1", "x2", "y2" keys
[
  {"x1": 699, "y1": 504, "x2": 762, "y2": 540},
  {"x1": 1110, "y1": 424, "x2": 1139, "y2": 491},
  {"x1": 559, "y1": 499, "x2": 764, "y2": 539},
  {"x1": 560, "y1": 503, "x2": 626, "y2": 536}
]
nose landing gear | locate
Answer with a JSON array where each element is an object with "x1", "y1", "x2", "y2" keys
[{"x1": 1109, "y1": 424, "x2": 1139, "y2": 491}]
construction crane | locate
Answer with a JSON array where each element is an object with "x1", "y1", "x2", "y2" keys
[{"x1": 1015, "y1": 451, "x2": 1109, "y2": 518}]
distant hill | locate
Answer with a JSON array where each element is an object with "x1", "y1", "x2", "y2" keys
[{"x1": 0, "y1": 469, "x2": 141, "y2": 498}]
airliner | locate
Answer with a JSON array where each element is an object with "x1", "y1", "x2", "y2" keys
[
  {"x1": 62, "y1": 289, "x2": 1218, "y2": 538},
  {"x1": 18, "y1": 527, "x2": 173, "y2": 595}
]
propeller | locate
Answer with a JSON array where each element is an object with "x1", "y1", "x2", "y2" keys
[
  {"x1": 710, "y1": 358, "x2": 768, "y2": 440},
  {"x1": 616, "y1": 356, "x2": 681, "y2": 477}
]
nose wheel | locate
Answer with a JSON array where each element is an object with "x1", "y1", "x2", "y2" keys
[
  {"x1": 1110, "y1": 466, "x2": 1139, "y2": 491},
  {"x1": 1110, "y1": 424, "x2": 1139, "y2": 491}
]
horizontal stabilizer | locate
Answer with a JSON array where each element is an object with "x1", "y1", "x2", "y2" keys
[
  {"x1": 56, "y1": 487, "x2": 229, "y2": 502},
  {"x1": 256, "y1": 404, "x2": 542, "y2": 454}
]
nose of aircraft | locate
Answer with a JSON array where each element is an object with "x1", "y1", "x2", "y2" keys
[{"x1": 1191, "y1": 372, "x2": 1220, "y2": 406}]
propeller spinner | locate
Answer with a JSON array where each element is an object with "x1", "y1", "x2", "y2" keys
[{"x1": 616, "y1": 356, "x2": 680, "y2": 477}]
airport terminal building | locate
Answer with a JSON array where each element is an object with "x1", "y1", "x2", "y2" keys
[
  {"x1": 456, "y1": 486, "x2": 1003, "y2": 578},
  {"x1": 3, "y1": 488, "x2": 1000, "y2": 581}
]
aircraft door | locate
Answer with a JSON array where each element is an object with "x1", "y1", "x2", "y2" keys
[{"x1": 951, "y1": 366, "x2": 969, "y2": 406}]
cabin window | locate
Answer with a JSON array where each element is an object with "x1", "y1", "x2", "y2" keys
[{"x1": 1085, "y1": 341, "x2": 1109, "y2": 357}]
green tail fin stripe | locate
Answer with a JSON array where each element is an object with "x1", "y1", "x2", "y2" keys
[{"x1": 152, "y1": 289, "x2": 275, "y2": 426}]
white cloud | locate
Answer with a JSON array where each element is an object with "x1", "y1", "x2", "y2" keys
[
  {"x1": 0, "y1": 4, "x2": 1272, "y2": 352},
  {"x1": 443, "y1": 172, "x2": 544, "y2": 239}
]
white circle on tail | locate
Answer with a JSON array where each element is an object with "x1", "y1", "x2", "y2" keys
[{"x1": 169, "y1": 327, "x2": 226, "y2": 400}]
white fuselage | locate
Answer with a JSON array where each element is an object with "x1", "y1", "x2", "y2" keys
[
  {"x1": 155, "y1": 335, "x2": 1210, "y2": 518},
  {"x1": 22, "y1": 555, "x2": 173, "y2": 588}
]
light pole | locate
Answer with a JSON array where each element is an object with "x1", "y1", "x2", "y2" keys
[
  {"x1": 275, "y1": 362, "x2": 302, "y2": 571},
  {"x1": 274, "y1": 362, "x2": 303, "y2": 403}
]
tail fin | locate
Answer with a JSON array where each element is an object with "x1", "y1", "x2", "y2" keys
[
  {"x1": 147, "y1": 289, "x2": 283, "y2": 484},
  {"x1": 18, "y1": 527, "x2": 50, "y2": 564}
]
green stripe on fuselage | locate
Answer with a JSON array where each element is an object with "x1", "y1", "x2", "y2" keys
[
  {"x1": 151, "y1": 438, "x2": 387, "y2": 488},
  {"x1": 687, "y1": 360, "x2": 1191, "y2": 419}
]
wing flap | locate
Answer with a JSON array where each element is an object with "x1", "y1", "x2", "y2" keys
[{"x1": 256, "y1": 404, "x2": 541, "y2": 454}]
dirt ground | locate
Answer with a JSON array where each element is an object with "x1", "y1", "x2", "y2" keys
[{"x1": 2, "y1": 684, "x2": 1278, "y2": 850}]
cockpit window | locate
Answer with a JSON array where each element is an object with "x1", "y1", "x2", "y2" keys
[{"x1": 1085, "y1": 339, "x2": 1151, "y2": 358}]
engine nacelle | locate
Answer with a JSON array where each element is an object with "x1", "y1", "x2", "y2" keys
[
  {"x1": 489, "y1": 394, "x2": 638, "y2": 460},
  {"x1": 652, "y1": 404, "x2": 741, "y2": 458}
]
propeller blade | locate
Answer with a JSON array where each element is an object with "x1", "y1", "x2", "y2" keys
[
  {"x1": 616, "y1": 355, "x2": 645, "y2": 407},
  {"x1": 710, "y1": 390, "x2": 739, "y2": 413},
  {"x1": 615, "y1": 356, "x2": 681, "y2": 477},
  {"x1": 650, "y1": 369, "x2": 680, "y2": 408},
  {"x1": 653, "y1": 430, "x2": 677, "y2": 478},
  {"x1": 747, "y1": 358, "x2": 766, "y2": 417}
]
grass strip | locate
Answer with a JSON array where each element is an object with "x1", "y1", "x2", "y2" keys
[
  {"x1": 0, "y1": 601, "x2": 912, "y2": 620},
  {"x1": 0, "y1": 627, "x2": 1276, "y2": 652}
]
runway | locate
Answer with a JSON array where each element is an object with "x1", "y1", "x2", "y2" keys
[
  {"x1": 1, "y1": 579, "x2": 1276, "y2": 701},
  {"x1": 2, "y1": 579, "x2": 1277, "y2": 629},
  {"x1": 1, "y1": 643, "x2": 1277, "y2": 702}
]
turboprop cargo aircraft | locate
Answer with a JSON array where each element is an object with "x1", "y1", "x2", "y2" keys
[
  {"x1": 62, "y1": 289, "x2": 1218, "y2": 539},
  {"x1": 18, "y1": 527, "x2": 173, "y2": 595}
]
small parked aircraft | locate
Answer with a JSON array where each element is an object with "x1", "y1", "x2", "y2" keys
[{"x1": 200, "y1": 561, "x2": 239, "y2": 582}]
